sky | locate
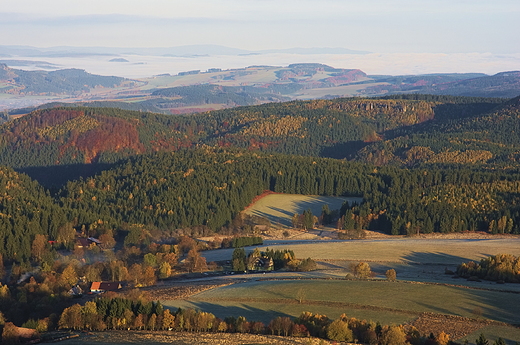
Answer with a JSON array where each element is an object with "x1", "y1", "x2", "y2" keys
[{"x1": 1, "y1": 0, "x2": 519, "y2": 54}]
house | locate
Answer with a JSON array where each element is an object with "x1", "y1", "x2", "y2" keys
[
  {"x1": 88, "y1": 237, "x2": 102, "y2": 245},
  {"x1": 90, "y1": 281, "x2": 123, "y2": 294},
  {"x1": 75, "y1": 238, "x2": 91, "y2": 248},
  {"x1": 76, "y1": 237, "x2": 102, "y2": 248},
  {"x1": 68, "y1": 284, "x2": 83, "y2": 297},
  {"x1": 249, "y1": 256, "x2": 274, "y2": 271}
]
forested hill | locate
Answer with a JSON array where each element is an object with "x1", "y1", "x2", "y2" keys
[
  {"x1": 0, "y1": 166, "x2": 68, "y2": 262},
  {"x1": 0, "y1": 95, "x2": 511, "y2": 178},
  {"x1": 357, "y1": 95, "x2": 520, "y2": 166},
  {"x1": 0, "y1": 148, "x2": 516, "y2": 262},
  {"x1": 0, "y1": 64, "x2": 132, "y2": 95}
]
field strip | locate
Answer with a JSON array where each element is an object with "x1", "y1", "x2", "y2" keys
[
  {"x1": 185, "y1": 293, "x2": 512, "y2": 340},
  {"x1": 188, "y1": 296, "x2": 420, "y2": 316},
  {"x1": 146, "y1": 280, "x2": 240, "y2": 300},
  {"x1": 225, "y1": 276, "x2": 520, "y2": 295}
]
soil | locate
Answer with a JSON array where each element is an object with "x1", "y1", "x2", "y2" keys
[
  {"x1": 143, "y1": 280, "x2": 237, "y2": 301},
  {"x1": 409, "y1": 313, "x2": 510, "y2": 340},
  {"x1": 61, "y1": 330, "x2": 329, "y2": 345}
]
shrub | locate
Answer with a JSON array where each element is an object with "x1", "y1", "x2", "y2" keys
[{"x1": 385, "y1": 269, "x2": 397, "y2": 281}]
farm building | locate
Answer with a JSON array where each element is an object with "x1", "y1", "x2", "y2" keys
[
  {"x1": 90, "y1": 281, "x2": 123, "y2": 293},
  {"x1": 75, "y1": 237, "x2": 101, "y2": 248}
]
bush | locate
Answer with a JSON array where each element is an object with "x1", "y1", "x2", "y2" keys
[
  {"x1": 353, "y1": 262, "x2": 372, "y2": 279},
  {"x1": 385, "y1": 269, "x2": 397, "y2": 281},
  {"x1": 327, "y1": 319, "x2": 353, "y2": 342}
]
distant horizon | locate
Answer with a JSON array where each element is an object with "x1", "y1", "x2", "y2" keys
[
  {"x1": 1, "y1": 46, "x2": 519, "y2": 79},
  {"x1": 2, "y1": 0, "x2": 518, "y2": 54}
]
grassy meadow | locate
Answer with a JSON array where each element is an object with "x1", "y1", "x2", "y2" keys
[
  {"x1": 460, "y1": 325, "x2": 520, "y2": 345},
  {"x1": 188, "y1": 193, "x2": 520, "y2": 343},
  {"x1": 244, "y1": 194, "x2": 361, "y2": 227},
  {"x1": 165, "y1": 279, "x2": 520, "y2": 324}
]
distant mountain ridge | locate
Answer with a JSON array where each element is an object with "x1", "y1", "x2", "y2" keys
[
  {"x1": 0, "y1": 44, "x2": 369, "y2": 58},
  {"x1": 0, "y1": 63, "x2": 135, "y2": 95},
  {"x1": 1, "y1": 60, "x2": 519, "y2": 114}
]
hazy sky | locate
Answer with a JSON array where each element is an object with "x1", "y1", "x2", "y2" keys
[{"x1": 2, "y1": 0, "x2": 519, "y2": 53}]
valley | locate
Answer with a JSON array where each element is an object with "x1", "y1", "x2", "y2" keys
[
  {"x1": 0, "y1": 90, "x2": 520, "y2": 344},
  {"x1": 1, "y1": 61, "x2": 520, "y2": 116}
]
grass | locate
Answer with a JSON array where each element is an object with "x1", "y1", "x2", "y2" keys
[
  {"x1": 458, "y1": 325, "x2": 520, "y2": 345},
  {"x1": 202, "y1": 237, "x2": 520, "y2": 269},
  {"x1": 175, "y1": 279, "x2": 520, "y2": 325},
  {"x1": 292, "y1": 82, "x2": 388, "y2": 99},
  {"x1": 244, "y1": 194, "x2": 361, "y2": 227},
  {"x1": 196, "y1": 192, "x2": 520, "y2": 341},
  {"x1": 164, "y1": 298, "x2": 414, "y2": 325},
  {"x1": 259, "y1": 238, "x2": 520, "y2": 262}
]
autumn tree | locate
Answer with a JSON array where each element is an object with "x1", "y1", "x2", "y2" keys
[
  {"x1": 98, "y1": 229, "x2": 116, "y2": 249},
  {"x1": 56, "y1": 223, "x2": 75, "y2": 246},
  {"x1": 380, "y1": 325, "x2": 407, "y2": 345},
  {"x1": 437, "y1": 331, "x2": 450, "y2": 345},
  {"x1": 327, "y1": 319, "x2": 353, "y2": 342},
  {"x1": 2, "y1": 322, "x2": 21, "y2": 345},
  {"x1": 353, "y1": 262, "x2": 372, "y2": 279},
  {"x1": 59, "y1": 264, "x2": 78, "y2": 288},
  {"x1": 147, "y1": 313, "x2": 157, "y2": 330},
  {"x1": 158, "y1": 262, "x2": 172, "y2": 279},
  {"x1": 185, "y1": 248, "x2": 207, "y2": 273},
  {"x1": 162, "y1": 309, "x2": 175, "y2": 330},
  {"x1": 143, "y1": 266, "x2": 157, "y2": 286},
  {"x1": 296, "y1": 288, "x2": 306, "y2": 304},
  {"x1": 31, "y1": 234, "x2": 48, "y2": 262},
  {"x1": 59, "y1": 304, "x2": 83, "y2": 330},
  {"x1": 385, "y1": 269, "x2": 397, "y2": 281}
]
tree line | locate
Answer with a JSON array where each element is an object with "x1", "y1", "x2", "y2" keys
[{"x1": 6, "y1": 293, "x2": 465, "y2": 345}]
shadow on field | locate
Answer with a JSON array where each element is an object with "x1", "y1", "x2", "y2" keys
[
  {"x1": 458, "y1": 290, "x2": 520, "y2": 325},
  {"x1": 268, "y1": 206, "x2": 294, "y2": 217},
  {"x1": 251, "y1": 210, "x2": 292, "y2": 227},
  {"x1": 185, "y1": 301, "x2": 292, "y2": 323},
  {"x1": 415, "y1": 301, "x2": 458, "y2": 316},
  {"x1": 248, "y1": 196, "x2": 361, "y2": 227},
  {"x1": 402, "y1": 251, "x2": 474, "y2": 266}
]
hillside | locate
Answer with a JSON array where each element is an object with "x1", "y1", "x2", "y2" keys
[
  {"x1": 4, "y1": 63, "x2": 519, "y2": 115},
  {"x1": 4, "y1": 95, "x2": 520, "y2": 189},
  {"x1": 0, "y1": 166, "x2": 68, "y2": 261},
  {"x1": 2, "y1": 144, "x2": 520, "y2": 261},
  {"x1": 357, "y1": 95, "x2": 520, "y2": 166},
  {"x1": 1, "y1": 95, "x2": 520, "y2": 262},
  {"x1": 364, "y1": 72, "x2": 520, "y2": 98},
  {"x1": 0, "y1": 64, "x2": 134, "y2": 95}
]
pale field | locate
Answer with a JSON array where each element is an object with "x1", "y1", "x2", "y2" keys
[
  {"x1": 244, "y1": 194, "x2": 361, "y2": 228},
  {"x1": 202, "y1": 236, "x2": 520, "y2": 270},
  {"x1": 180, "y1": 191, "x2": 520, "y2": 343},
  {"x1": 292, "y1": 82, "x2": 389, "y2": 99}
]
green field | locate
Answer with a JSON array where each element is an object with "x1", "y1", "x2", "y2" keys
[
  {"x1": 165, "y1": 279, "x2": 520, "y2": 325},
  {"x1": 460, "y1": 325, "x2": 520, "y2": 345},
  {"x1": 165, "y1": 298, "x2": 414, "y2": 326},
  {"x1": 193, "y1": 235, "x2": 520, "y2": 343},
  {"x1": 244, "y1": 194, "x2": 362, "y2": 227}
]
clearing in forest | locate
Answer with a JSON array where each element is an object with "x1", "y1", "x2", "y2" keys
[{"x1": 243, "y1": 193, "x2": 361, "y2": 227}]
